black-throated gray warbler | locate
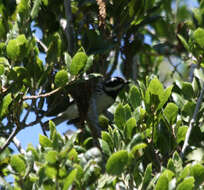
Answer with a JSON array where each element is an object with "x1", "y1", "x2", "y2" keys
[{"x1": 45, "y1": 77, "x2": 129, "y2": 128}]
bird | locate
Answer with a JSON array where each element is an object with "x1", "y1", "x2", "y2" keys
[{"x1": 44, "y1": 76, "x2": 129, "y2": 128}]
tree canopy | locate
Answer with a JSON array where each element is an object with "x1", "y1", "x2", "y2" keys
[{"x1": 0, "y1": 0, "x2": 204, "y2": 189}]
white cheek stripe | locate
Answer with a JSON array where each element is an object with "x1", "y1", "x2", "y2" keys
[{"x1": 105, "y1": 84, "x2": 123, "y2": 92}]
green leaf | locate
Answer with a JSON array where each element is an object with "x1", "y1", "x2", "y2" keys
[
  {"x1": 68, "y1": 148, "x2": 78, "y2": 162},
  {"x1": 141, "y1": 163, "x2": 152, "y2": 190},
  {"x1": 162, "y1": 169, "x2": 175, "y2": 181},
  {"x1": 6, "y1": 39, "x2": 20, "y2": 60},
  {"x1": 128, "y1": 133, "x2": 143, "y2": 150},
  {"x1": 0, "y1": 64, "x2": 4, "y2": 75},
  {"x1": 177, "y1": 166, "x2": 191, "y2": 183},
  {"x1": 125, "y1": 117, "x2": 136, "y2": 139},
  {"x1": 182, "y1": 101, "x2": 196, "y2": 118},
  {"x1": 176, "y1": 177, "x2": 194, "y2": 190},
  {"x1": 148, "y1": 77, "x2": 164, "y2": 95},
  {"x1": 172, "y1": 152, "x2": 183, "y2": 173},
  {"x1": 45, "y1": 151, "x2": 58, "y2": 164},
  {"x1": 163, "y1": 103, "x2": 178, "y2": 124},
  {"x1": 102, "y1": 131, "x2": 114, "y2": 150},
  {"x1": 194, "y1": 68, "x2": 204, "y2": 82},
  {"x1": 0, "y1": 57, "x2": 9, "y2": 66},
  {"x1": 129, "y1": 86, "x2": 141, "y2": 109},
  {"x1": 39, "y1": 135, "x2": 52, "y2": 148},
  {"x1": 84, "y1": 54, "x2": 94, "y2": 72},
  {"x1": 16, "y1": 34, "x2": 28, "y2": 46},
  {"x1": 131, "y1": 143, "x2": 147, "y2": 156},
  {"x1": 54, "y1": 70, "x2": 68, "y2": 87},
  {"x1": 193, "y1": 27, "x2": 204, "y2": 48},
  {"x1": 177, "y1": 34, "x2": 190, "y2": 51},
  {"x1": 70, "y1": 52, "x2": 87, "y2": 75},
  {"x1": 0, "y1": 93, "x2": 12, "y2": 118},
  {"x1": 63, "y1": 169, "x2": 78, "y2": 190},
  {"x1": 172, "y1": 92, "x2": 185, "y2": 109},
  {"x1": 182, "y1": 82, "x2": 194, "y2": 99},
  {"x1": 106, "y1": 150, "x2": 128, "y2": 175},
  {"x1": 114, "y1": 104, "x2": 126, "y2": 129},
  {"x1": 64, "y1": 52, "x2": 72, "y2": 71},
  {"x1": 99, "y1": 139, "x2": 111, "y2": 156},
  {"x1": 10, "y1": 155, "x2": 26, "y2": 174},
  {"x1": 155, "y1": 174, "x2": 168, "y2": 190},
  {"x1": 158, "y1": 85, "x2": 173, "y2": 110},
  {"x1": 31, "y1": 0, "x2": 42, "y2": 18},
  {"x1": 45, "y1": 166, "x2": 57, "y2": 179},
  {"x1": 176, "y1": 126, "x2": 187, "y2": 144},
  {"x1": 190, "y1": 163, "x2": 204, "y2": 187}
]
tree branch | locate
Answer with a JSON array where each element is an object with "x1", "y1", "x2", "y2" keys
[
  {"x1": 23, "y1": 87, "x2": 62, "y2": 100},
  {"x1": 181, "y1": 83, "x2": 204, "y2": 158},
  {"x1": 12, "y1": 137, "x2": 26, "y2": 154},
  {"x1": 35, "y1": 36, "x2": 48, "y2": 52},
  {"x1": 0, "y1": 127, "x2": 20, "y2": 153}
]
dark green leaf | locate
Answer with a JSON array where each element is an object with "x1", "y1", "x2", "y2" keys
[
  {"x1": 182, "y1": 82, "x2": 194, "y2": 99},
  {"x1": 106, "y1": 150, "x2": 128, "y2": 175},
  {"x1": 163, "y1": 103, "x2": 178, "y2": 124},
  {"x1": 129, "y1": 86, "x2": 141, "y2": 109},
  {"x1": 141, "y1": 163, "x2": 152, "y2": 190},
  {"x1": 125, "y1": 117, "x2": 136, "y2": 139},
  {"x1": 114, "y1": 103, "x2": 126, "y2": 129}
]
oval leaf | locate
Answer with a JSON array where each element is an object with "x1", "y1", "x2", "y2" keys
[
  {"x1": 10, "y1": 155, "x2": 26, "y2": 174},
  {"x1": 129, "y1": 86, "x2": 141, "y2": 109},
  {"x1": 63, "y1": 168, "x2": 78, "y2": 190},
  {"x1": 106, "y1": 150, "x2": 128, "y2": 175},
  {"x1": 193, "y1": 27, "x2": 204, "y2": 48},
  {"x1": 0, "y1": 93, "x2": 12, "y2": 118},
  {"x1": 70, "y1": 52, "x2": 87, "y2": 75},
  {"x1": 163, "y1": 103, "x2": 178, "y2": 124},
  {"x1": 54, "y1": 70, "x2": 68, "y2": 87},
  {"x1": 39, "y1": 134, "x2": 52, "y2": 148},
  {"x1": 114, "y1": 104, "x2": 126, "y2": 129}
]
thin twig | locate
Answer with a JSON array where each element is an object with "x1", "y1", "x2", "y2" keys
[
  {"x1": 181, "y1": 83, "x2": 204, "y2": 158},
  {"x1": 0, "y1": 127, "x2": 20, "y2": 153},
  {"x1": 23, "y1": 87, "x2": 61, "y2": 100},
  {"x1": 35, "y1": 36, "x2": 48, "y2": 52},
  {"x1": 12, "y1": 137, "x2": 26, "y2": 154}
]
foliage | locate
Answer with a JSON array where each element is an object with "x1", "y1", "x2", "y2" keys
[{"x1": 0, "y1": 0, "x2": 204, "y2": 189}]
